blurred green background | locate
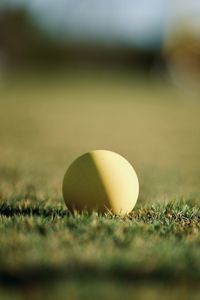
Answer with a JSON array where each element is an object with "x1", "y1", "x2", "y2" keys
[{"x1": 1, "y1": 71, "x2": 200, "y2": 203}]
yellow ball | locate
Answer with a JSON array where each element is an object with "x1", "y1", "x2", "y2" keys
[{"x1": 62, "y1": 150, "x2": 139, "y2": 215}]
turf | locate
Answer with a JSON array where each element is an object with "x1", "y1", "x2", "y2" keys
[
  {"x1": 0, "y1": 198, "x2": 200, "y2": 299},
  {"x1": 0, "y1": 69, "x2": 200, "y2": 299}
]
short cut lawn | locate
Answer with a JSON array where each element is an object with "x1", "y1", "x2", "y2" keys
[{"x1": 0, "y1": 69, "x2": 200, "y2": 299}]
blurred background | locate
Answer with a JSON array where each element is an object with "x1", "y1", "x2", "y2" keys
[
  {"x1": 0, "y1": 0, "x2": 200, "y2": 202},
  {"x1": 0, "y1": 0, "x2": 200, "y2": 79},
  {"x1": 1, "y1": 0, "x2": 167, "y2": 69}
]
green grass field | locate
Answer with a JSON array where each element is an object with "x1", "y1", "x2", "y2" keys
[{"x1": 0, "y1": 69, "x2": 200, "y2": 299}]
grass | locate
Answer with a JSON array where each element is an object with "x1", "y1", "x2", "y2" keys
[
  {"x1": 0, "y1": 197, "x2": 200, "y2": 299},
  {"x1": 0, "y1": 199, "x2": 200, "y2": 279},
  {"x1": 0, "y1": 68, "x2": 200, "y2": 299}
]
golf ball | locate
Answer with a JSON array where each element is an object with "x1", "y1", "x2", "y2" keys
[{"x1": 62, "y1": 150, "x2": 139, "y2": 215}]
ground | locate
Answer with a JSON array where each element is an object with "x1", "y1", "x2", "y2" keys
[{"x1": 0, "y1": 69, "x2": 200, "y2": 299}]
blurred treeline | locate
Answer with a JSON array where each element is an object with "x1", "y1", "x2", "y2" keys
[{"x1": 0, "y1": 8, "x2": 163, "y2": 70}]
